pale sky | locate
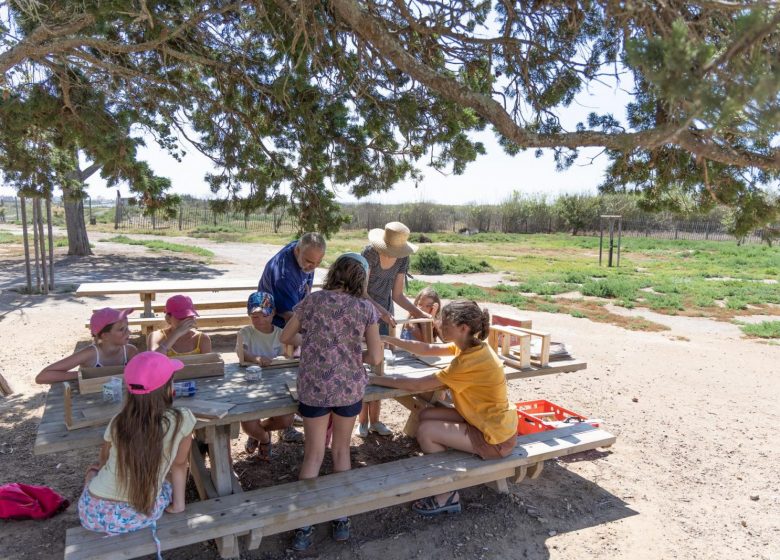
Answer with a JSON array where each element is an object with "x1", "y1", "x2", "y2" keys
[{"x1": 1, "y1": 79, "x2": 632, "y2": 204}]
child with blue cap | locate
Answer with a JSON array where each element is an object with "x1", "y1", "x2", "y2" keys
[{"x1": 238, "y1": 291, "x2": 302, "y2": 460}]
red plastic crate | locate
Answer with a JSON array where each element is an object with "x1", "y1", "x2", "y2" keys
[{"x1": 515, "y1": 399, "x2": 600, "y2": 435}]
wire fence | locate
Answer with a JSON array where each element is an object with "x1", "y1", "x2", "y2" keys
[{"x1": 1, "y1": 195, "x2": 775, "y2": 244}]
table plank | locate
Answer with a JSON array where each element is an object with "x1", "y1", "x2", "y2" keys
[
  {"x1": 34, "y1": 353, "x2": 586, "y2": 456},
  {"x1": 75, "y1": 279, "x2": 260, "y2": 297}
]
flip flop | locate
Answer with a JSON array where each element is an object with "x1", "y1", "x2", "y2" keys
[{"x1": 411, "y1": 491, "x2": 461, "y2": 517}]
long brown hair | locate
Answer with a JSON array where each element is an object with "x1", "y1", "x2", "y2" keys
[
  {"x1": 111, "y1": 379, "x2": 181, "y2": 515},
  {"x1": 442, "y1": 300, "x2": 491, "y2": 347},
  {"x1": 323, "y1": 255, "x2": 368, "y2": 297}
]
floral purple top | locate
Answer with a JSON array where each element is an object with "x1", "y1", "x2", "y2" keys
[{"x1": 294, "y1": 290, "x2": 379, "y2": 407}]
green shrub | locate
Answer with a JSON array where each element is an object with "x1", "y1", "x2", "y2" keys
[
  {"x1": 410, "y1": 248, "x2": 493, "y2": 275},
  {"x1": 412, "y1": 248, "x2": 444, "y2": 274},
  {"x1": 740, "y1": 320, "x2": 780, "y2": 338},
  {"x1": 581, "y1": 277, "x2": 639, "y2": 300}
]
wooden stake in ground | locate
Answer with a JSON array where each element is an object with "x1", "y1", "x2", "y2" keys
[
  {"x1": 36, "y1": 197, "x2": 49, "y2": 295},
  {"x1": 46, "y1": 196, "x2": 54, "y2": 291},
  {"x1": 31, "y1": 196, "x2": 40, "y2": 293},
  {"x1": 19, "y1": 195, "x2": 32, "y2": 294}
]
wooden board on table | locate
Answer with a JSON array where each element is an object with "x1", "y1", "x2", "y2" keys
[
  {"x1": 240, "y1": 357, "x2": 300, "y2": 370},
  {"x1": 286, "y1": 380, "x2": 299, "y2": 402},
  {"x1": 412, "y1": 354, "x2": 455, "y2": 368},
  {"x1": 177, "y1": 399, "x2": 235, "y2": 419},
  {"x1": 78, "y1": 354, "x2": 225, "y2": 394}
]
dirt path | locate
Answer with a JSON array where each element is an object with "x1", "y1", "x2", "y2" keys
[{"x1": 0, "y1": 234, "x2": 778, "y2": 560}]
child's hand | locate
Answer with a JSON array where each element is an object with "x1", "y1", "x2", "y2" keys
[
  {"x1": 165, "y1": 504, "x2": 185, "y2": 514},
  {"x1": 259, "y1": 356, "x2": 273, "y2": 367}
]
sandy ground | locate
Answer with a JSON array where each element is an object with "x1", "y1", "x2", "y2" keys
[{"x1": 0, "y1": 229, "x2": 779, "y2": 560}]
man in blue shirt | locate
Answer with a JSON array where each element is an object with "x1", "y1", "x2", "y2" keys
[
  {"x1": 257, "y1": 232, "x2": 326, "y2": 443},
  {"x1": 258, "y1": 232, "x2": 326, "y2": 329}
]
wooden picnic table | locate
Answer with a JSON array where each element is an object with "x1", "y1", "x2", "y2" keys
[
  {"x1": 37, "y1": 351, "x2": 586, "y2": 556},
  {"x1": 76, "y1": 279, "x2": 260, "y2": 317}
]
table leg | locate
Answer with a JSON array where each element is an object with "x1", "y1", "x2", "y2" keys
[
  {"x1": 205, "y1": 424, "x2": 239, "y2": 558},
  {"x1": 140, "y1": 292, "x2": 154, "y2": 318}
]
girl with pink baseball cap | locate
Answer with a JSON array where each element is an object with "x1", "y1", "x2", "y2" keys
[
  {"x1": 35, "y1": 307, "x2": 139, "y2": 384},
  {"x1": 78, "y1": 352, "x2": 196, "y2": 558},
  {"x1": 147, "y1": 295, "x2": 212, "y2": 357}
]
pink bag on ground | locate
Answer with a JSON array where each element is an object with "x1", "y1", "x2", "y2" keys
[{"x1": 0, "y1": 483, "x2": 70, "y2": 520}]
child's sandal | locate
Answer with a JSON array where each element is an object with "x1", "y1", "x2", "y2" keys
[
  {"x1": 257, "y1": 440, "x2": 272, "y2": 462},
  {"x1": 411, "y1": 491, "x2": 461, "y2": 517}
]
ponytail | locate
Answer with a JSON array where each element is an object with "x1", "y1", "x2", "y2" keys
[{"x1": 442, "y1": 300, "x2": 490, "y2": 346}]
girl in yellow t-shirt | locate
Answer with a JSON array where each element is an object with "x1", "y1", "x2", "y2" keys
[{"x1": 370, "y1": 300, "x2": 517, "y2": 517}]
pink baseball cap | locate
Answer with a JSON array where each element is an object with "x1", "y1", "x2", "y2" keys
[
  {"x1": 124, "y1": 351, "x2": 184, "y2": 395},
  {"x1": 90, "y1": 308, "x2": 133, "y2": 336},
  {"x1": 165, "y1": 295, "x2": 199, "y2": 320}
]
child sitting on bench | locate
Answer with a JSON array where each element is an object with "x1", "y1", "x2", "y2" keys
[
  {"x1": 36, "y1": 307, "x2": 138, "y2": 384},
  {"x1": 370, "y1": 300, "x2": 517, "y2": 516},
  {"x1": 148, "y1": 295, "x2": 212, "y2": 356},
  {"x1": 78, "y1": 352, "x2": 195, "y2": 560},
  {"x1": 237, "y1": 291, "x2": 301, "y2": 461}
]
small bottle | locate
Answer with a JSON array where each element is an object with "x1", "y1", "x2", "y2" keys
[
  {"x1": 400, "y1": 328, "x2": 413, "y2": 341},
  {"x1": 173, "y1": 380, "x2": 197, "y2": 398}
]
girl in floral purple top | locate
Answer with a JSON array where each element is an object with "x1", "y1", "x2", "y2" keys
[{"x1": 280, "y1": 252, "x2": 382, "y2": 550}]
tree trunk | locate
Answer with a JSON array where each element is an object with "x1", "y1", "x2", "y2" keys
[
  {"x1": 62, "y1": 184, "x2": 93, "y2": 256},
  {"x1": 20, "y1": 196, "x2": 32, "y2": 294}
]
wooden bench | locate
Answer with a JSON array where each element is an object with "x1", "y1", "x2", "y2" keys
[
  {"x1": 64, "y1": 423, "x2": 614, "y2": 559},
  {"x1": 84, "y1": 313, "x2": 252, "y2": 336},
  {"x1": 93, "y1": 298, "x2": 247, "y2": 315}
]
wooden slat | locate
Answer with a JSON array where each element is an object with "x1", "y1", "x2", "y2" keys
[
  {"x1": 35, "y1": 354, "x2": 587, "y2": 455},
  {"x1": 76, "y1": 279, "x2": 260, "y2": 297},
  {"x1": 64, "y1": 424, "x2": 614, "y2": 560}
]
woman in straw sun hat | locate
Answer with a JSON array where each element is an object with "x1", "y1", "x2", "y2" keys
[{"x1": 357, "y1": 221, "x2": 431, "y2": 438}]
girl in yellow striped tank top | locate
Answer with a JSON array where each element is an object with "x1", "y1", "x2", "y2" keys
[{"x1": 147, "y1": 295, "x2": 212, "y2": 356}]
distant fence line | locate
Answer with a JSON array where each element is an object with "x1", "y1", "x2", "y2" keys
[{"x1": 0, "y1": 195, "x2": 772, "y2": 244}]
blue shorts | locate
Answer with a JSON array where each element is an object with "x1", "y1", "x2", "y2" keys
[{"x1": 298, "y1": 400, "x2": 363, "y2": 419}]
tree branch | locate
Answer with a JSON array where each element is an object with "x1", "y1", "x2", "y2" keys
[{"x1": 328, "y1": 0, "x2": 780, "y2": 170}]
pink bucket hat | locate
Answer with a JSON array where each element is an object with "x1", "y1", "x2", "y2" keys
[
  {"x1": 124, "y1": 351, "x2": 184, "y2": 395},
  {"x1": 165, "y1": 295, "x2": 199, "y2": 320},
  {"x1": 90, "y1": 308, "x2": 133, "y2": 336}
]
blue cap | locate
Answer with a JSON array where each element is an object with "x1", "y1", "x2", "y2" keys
[
  {"x1": 341, "y1": 252, "x2": 369, "y2": 273},
  {"x1": 247, "y1": 291, "x2": 275, "y2": 316}
]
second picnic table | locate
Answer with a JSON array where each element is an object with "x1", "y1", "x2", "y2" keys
[{"x1": 75, "y1": 279, "x2": 260, "y2": 317}]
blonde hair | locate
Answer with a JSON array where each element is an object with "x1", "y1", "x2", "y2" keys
[{"x1": 414, "y1": 287, "x2": 442, "y2": 318}]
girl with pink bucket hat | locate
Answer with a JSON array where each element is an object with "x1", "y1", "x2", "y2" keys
[
  {"x1": 77, "y1": 351, "x2": 196, "y2": 560},
  {"x1": 36, "y1": 307, "x2": 139, "y2": 384}
]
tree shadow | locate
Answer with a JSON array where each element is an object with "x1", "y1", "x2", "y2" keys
[
  {"x1": 0, "y1": 392, "x2": 92, "y2": 560},
  {"x1": 0, "y1": 252, "x2": 227, "y2": 293}
]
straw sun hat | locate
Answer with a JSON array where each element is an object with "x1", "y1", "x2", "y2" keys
[{"x1": 368, "y1": 222, "x2": 418, "y2": 258}]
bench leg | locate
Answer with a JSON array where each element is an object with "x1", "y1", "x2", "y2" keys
[
  {"x1": 245, "y1": 529, "x2": 263, "y2": 551},
  {"x1": 485, "y1": 477, "x2": 510, "y2": 494},
  {"x1": 527, "y1": 461, "x2": 545, "y2": 479}
]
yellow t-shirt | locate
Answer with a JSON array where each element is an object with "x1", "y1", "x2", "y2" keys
[
  {"x1": 434, "y1": 342, "x2": 517, "y2": 445},
  {"x1": 88, "y1": 408, "x2": 197, "y2": 502}
]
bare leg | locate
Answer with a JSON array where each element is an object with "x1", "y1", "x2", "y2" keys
[
  {"x1": 415, "y1": 419, "x2": 476, "y2": 506},
  {"x1": 299, "y1": 414, "x2": 331, "y2": 480},
  {"x1": 329, "y1": 413, "x2": 358, "y2": 473}
]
